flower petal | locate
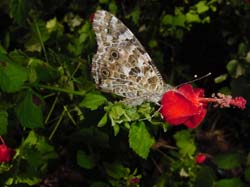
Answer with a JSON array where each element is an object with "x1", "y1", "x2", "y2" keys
[
  {"x1": 184, "y1": 107, "x2": 207, "y2": 128},
  {"x1": 161, "y1": 91, "x2": 201, "y2": 125}
]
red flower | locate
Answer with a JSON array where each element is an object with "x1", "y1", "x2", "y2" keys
[
  {"x1": 130, "y1": 177, "x2": 140, "y2": 184},
  {"x1": 89, "y1": 13, "x2": 95, "y2": 23},
  {"x1": 0, "y1": 137, "x2": 15, "y2": 163},
  {"x1": 161, "y1": 84, "x2": 246, "y2": 128},
  {"x1": 161, "y1": 84, "x2": 207, "y2": 128},
  {"x1": 195, "y1": 153, "x2": 207, "y2": 164}
]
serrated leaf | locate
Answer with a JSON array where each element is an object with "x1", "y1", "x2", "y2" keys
[
  {"x1": 5, "y1": 176, "x2": 41, "y2": 186},
  {"x1": 16, "y1": 90, "x2": 43, "y2": 128},
  {"x1": 77, "y1": 150, "x2": 95, "y2": 169},
  {"x1": 129, "y1": 121, "x2": 155, "y2": 159},
  {"x1": 0, "y1": 110, "x2": 8, "y2": 135},
  {"x1": 174, "y1": 130, "x2": 196, "y2": 156},
  {"x1": 19, "y1": 131, "x2": 57, "y2": 176},
  {"x1": 28, "y1": 58, "x2": 59, "y2": 82},
  {"x1": 196, "y1": 1, "x2": 209, "y2": 14},
  {"x1": 215, "y1": 178, "x2": 243, "y2": 187},
  {"x1": 80, "y1": 92, "x2": 107, "y2": 110},
  {"x1": 173, "y1": 14, "x2": 186, "y2": 27},
  {"x1": 0, "y1": 53, "x2": 28, "y2": 93},
  {"x1": 186, "y1": 11, "x2": 201, "y2": 23},
  {"x1": 214, "y1": 153, "x2": 242, "y2": 169}
]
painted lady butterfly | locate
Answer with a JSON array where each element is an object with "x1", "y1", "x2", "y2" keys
[{"x1": 92, "y1": 10, "x2": 171, "y2": 105}]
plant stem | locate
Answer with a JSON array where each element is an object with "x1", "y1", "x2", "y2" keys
[
  {"x1": 49, "y1": 108, "x2": 66, "y2": 140},
  {"x1": 33, "y1": 19, "x2": 49, "y2": 63},
  {"x1": 0, "y1": 136, "x2": 5, "y2": 144},
  {"x1": 37, "y1": 84, "x2": 86, "y2": 96},
  {"x1": 45, "y1": 95, "x2": 59, "y2": 124}
]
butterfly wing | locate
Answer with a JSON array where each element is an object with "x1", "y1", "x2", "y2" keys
[{"x1": 92, "y1": 10, "x2": 167, "y2": 104}]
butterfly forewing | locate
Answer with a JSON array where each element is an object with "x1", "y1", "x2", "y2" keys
[{"x1": 92, "y1": 10, "x2": 168, "y2": 105}]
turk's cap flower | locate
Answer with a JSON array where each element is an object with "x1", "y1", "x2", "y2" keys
[
  {"x1": 130, "y1": 177, "x2": 140, "y2": 184},
  {"x1": 161, "y1": 84, "x2": 207, "y2": 128},
  {"x1": 89, "y1": 13, "x2": 95, "y2": 23},
  {"x1": 195, "y1": 153, "x2": 207, "y2": 164},
  {"x1": 0, "y1": 137, "x2": 15, "y2": 163},
  {"x1": 161, "y1": 84, "x2": 246, "y2": 128}
]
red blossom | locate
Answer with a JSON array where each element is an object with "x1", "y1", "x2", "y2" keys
[
  {"x1": 130, "y1": 177, "x2": 140, "y2": 183},
  {"x1": 0, "y1": 137, "x2": 15, "y2": 163},
  {"x1": 195, "y1": 153, "x2": 207, "y2": 164},
  {"x1": 89, "y1": 13, "x2": 95, "y2": 23},
  {"x1": 161, "y1": 84, "x2": 246, "y2": 128},
  {"x1": 161, "y1": 84, "x2": 207, "y2": 128}
]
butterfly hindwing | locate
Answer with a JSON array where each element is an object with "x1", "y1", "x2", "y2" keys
[{"x1": 92, "y1": 10, "x2": 167, "y2": 105}]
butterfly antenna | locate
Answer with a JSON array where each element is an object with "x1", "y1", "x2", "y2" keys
[{"x1": 176, "y1": 72, "x2": 212, "y2": 88}]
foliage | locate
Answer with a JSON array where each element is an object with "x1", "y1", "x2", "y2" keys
[{"x1": 0, "y1": 0, "x2": 250, "y2": 186}]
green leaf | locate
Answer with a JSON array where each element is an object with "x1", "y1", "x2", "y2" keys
[
  {"x1": 129, "y1": 121, "x2": 155, "y2": 159},
  {"x1": 0, "y1": 53, "x2": 28, "y2": 93},
  {"x1": 126, "y1": 8, "x2": 141, "y2": 24},
  {"x1": 186, "y1": 11, "x2": 201, "y2": 23},
  {"x1": 5, "y1": 176, "x2": 41, "y2": 186},
  {"x1": 16, "y1": 90, "x2": 43, "y2": 128},
  {"x1": 226, "y1": 59, "x2": 238, "y2": 75},
  {"x1": 0, "y1": 110, "x2": 8, "y2": 135},
  {"x1": 28, "y1": 57, "x2": 59, "y2": 83},
  {"x1": 162, "y1": 15, "x2": 173, "y2": 25},
  {"x1": 77, "y1": 150, "x2": 95, "y2": 169},
  {"x1": 214, "y1": 74, "x2": 228, "y2": 83},
  {"x1": 99, "y1": 0, "x2": 109, "y2": 4},
  {"x1": 98, "y1": 113, "x2": 108, "y2": 127},
  {"x1": 10, "y1": 0, "x2": 30, "y2": 25},
  {"x1": 0, "y1": 44, "x2": 7, "y2": 54},
  {"x1": 109, "y1": 1, "x2": 118, "y2": 14},
  {"x1": 195, "y1": 166, "x2": 215, "y2": 187},
  {"x1": 214, "y1": 153, "x2": 242, "y2": 169},
  {"x1": 238, "y1": 42, "x2": 247, "y2": 56},
  {"x1": 104, "y1": 162, "x2": 128, "y2": 179},
  {"x1": 148, "y1": 40, "x2": 158, "y2": 48},
  {"x1": 173, "y1": 14, "x2": 186, "y2": 27},
  {"x1": 215, "y1": 178, "x2": 243, "y2": 187},
  {"x1": 76, "y1": 127, "x2": 109, "y2": 148},
  {"x1": 195, "y1": 1, "x2": 209, "y2": 14},
  {"x1": 174, "y1": 130, "x2": 196, "y2": 156},
  {"x1": 18, "y1": 131, "x2": 57, "y2": 177},
  {"x1": 80, "y1": 92, "x2": 107, "y2": 110},
  {"x1": 244, "y1": 166, "x2": 250, "y2": 182}
]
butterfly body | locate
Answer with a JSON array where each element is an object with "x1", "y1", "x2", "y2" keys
[{"x1": 92, "y1": 10, "x2": 170, "y2": 105}]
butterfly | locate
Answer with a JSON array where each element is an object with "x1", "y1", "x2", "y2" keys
[{"x1": 92, "y1": 10, "x2": 171, "y2": 106}]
